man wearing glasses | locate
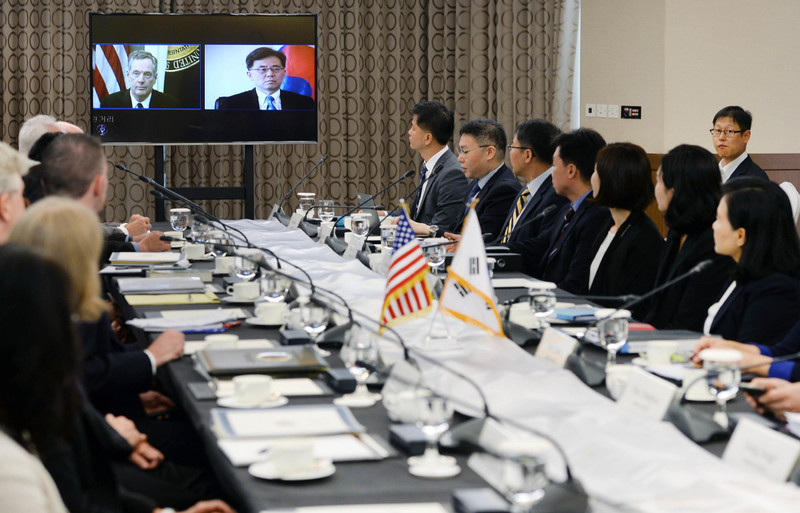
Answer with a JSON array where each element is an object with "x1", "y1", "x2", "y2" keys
[
  {"x1": 711, "y1": 106, "x2": 768, "y2": 182},
  {"x1": 215, "y1": 47, "x2": 315, "y2": 110},
  {"x1": 100, "y1": 50, "x2": 180, "y2": 109}
]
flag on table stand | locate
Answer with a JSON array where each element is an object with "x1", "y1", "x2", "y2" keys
[
  {"x1": 379, "y1": 207, "x2": 433, "y2": 330},
  {"x1": 439, "y1": 208, "x2": 503, "y2": 336}
]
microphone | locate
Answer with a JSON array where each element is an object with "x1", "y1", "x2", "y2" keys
[
  {"x1": 337, "y1": 169, "x2": 416, "y2": 226},
  {"x1": 272, "y1": 154, "x2": 329, "y2": 220},
  {"x1": 366, "y1": 166, "x2": 439, "y2": 237}
]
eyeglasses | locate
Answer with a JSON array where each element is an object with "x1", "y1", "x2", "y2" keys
[
  {"x1": 130, "y1": 71, "x2": 154, "y2": 80},
  {"x1": 507, "y1": 145, "x2": 533, "y2": 154},
  {"x1": 249, "y1": 66, "x2": 285, "y2": 75},
  {"x1": 457, "y1": 145, "x2": 490, "y2": 156},
  {"x1": 709, "y1": 129, "x2": 745, "y2": 138}
]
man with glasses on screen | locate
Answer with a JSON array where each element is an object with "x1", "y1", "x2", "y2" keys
[
  {"x1": 215, "y1": 47, "x2": 315, "y2": 110},
  {"x1": 711, "y1": 105, "x2": 768, "y2": 182},
  {"x1": 100, "y1": 50, "x2": 180, "y2": 109}
]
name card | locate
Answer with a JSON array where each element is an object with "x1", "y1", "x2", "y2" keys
[
  {"x1": 317, "y1": 221, "x2": 335, "y2": 244},
  {"x1": 342, "y1": 236, "x2": 365, "y2": 260},
  {"x1": 287, "y1": 212, "x2": 304, "y2": 229},
  {"x1": 535, "y1": 327, "x2": 578, "y2": 366},
  {"x1": 269, "y1": 203, "x2": 281, "y2": 218},
  {"x1": 617, "y1": 366, "x2": 678, "y2": 420},
  {"x1": 723, "y1": 417, "x2": 800, "y2": 482}
]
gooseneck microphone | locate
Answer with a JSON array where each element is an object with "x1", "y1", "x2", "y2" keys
[
  {"x1": 337, "y1": 169, "x2": 416, "y2": 226},
  {"x1": 366, "y1": 166, "x2": 440, "y2": 236},
  {"x1": 272, "y1": 154, "x2": 329, "y2": 219}
]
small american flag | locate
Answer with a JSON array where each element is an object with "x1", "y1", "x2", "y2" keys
[{"x1": 379, "y1": 208, "x2": 433, "y2": 328}]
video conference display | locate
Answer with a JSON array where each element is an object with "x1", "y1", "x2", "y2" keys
[{"x1": 90, "y1": 13, "x2": 317, "y2": 145}]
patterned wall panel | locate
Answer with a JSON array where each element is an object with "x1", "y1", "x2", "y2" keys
[{"x1": 1, "y1": 0, "x2": 575, "y2": 222}]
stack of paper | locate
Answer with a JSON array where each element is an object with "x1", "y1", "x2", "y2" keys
[
  {"x1": 212, "y1": 404, "x2": 365, "y2": 438},
  {"x1": 109, "y1": 251, "x2": 187, "y2": 265},
  {"x1": 117, "y1": 276, "x2": 206, "y2": 294},
  {"x1": 126, "y1": 308, "x2": 239, "y2": 332}
]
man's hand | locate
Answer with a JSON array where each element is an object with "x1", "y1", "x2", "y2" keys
[
  {"x1": 408, "y1": 219, "x2": 430, "y2": 236},
  {"x1": 138, "y1": 231, "x2": 171, "y2": 252},
  {"x1": 162, "y1": 499, "x2": 236, "y2": 513},
  {"x1": 105, "y1": 413, "x2": 146, "y2": 447},
  {"x1": 130, "y1": 441, "x2": 164, "y2": 470},
  {"x1": 139, "y1": 390, "x2": 176, "y2": 415},
  {"x1": 147, "y1": 330, "x2": 185, "y2": 367},
  {"x1": 125, "y1": 214, "x2": 151, "y2": 238}
]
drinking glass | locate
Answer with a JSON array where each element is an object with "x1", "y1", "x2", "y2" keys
[
  {"x1": 500, "y1": 441, "x2": 550, "y2": 513},
  {"x1": 334, "y1": 327, "x2": 382, "y2": 407},
  {"x1": 407, "y1": 392, "x2": 460, "y2": 478},
  {"x1": 351, "y1": 214, "x2": 370, "y2": 238},
  {"x1": 598, "y1": 316, "x2": 629, "y2": 367},
  {"x1": 231, "y1": 249, "x2": 261, "y2": 282},
  {"x1": 528, "y1": 283, "x2": 557, "y2": 330},
  {"x1": 260, "y1": 271, "x2": 292, "y2": 303},
  {"x1": 190, "y1": 217, "x2": 210, "y2": 244},
  {"x1": 319, "y1": 199, "x2": 336, "y2": 222},
  {"x1": 700, "y1": 348, "x2": 742, "y2": 429},
  {"x1": 380, "y1": 225, "x2": 397, "y2": 251},
  {"x1": 204, "y1": 230, "x2": 233, "y2": 258},
  {"x1": 297, "y1": 297, "x2": 330, "y2": 357},
  {"x1": 169, "y1": 207, "x2": 191, "y2": 232},
  {"x1": 297, "y1": 192, "x2": 316, "y2": 213},
  {"x1": 422, "y1": 242, "x2": 446, "y2": 275}
]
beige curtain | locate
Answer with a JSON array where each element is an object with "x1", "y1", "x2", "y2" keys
[{"x1": 0, "y1": 0, "x2": 578, "y2": 221}]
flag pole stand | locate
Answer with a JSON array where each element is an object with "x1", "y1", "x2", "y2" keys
[{"x1": 422, "y1": 300, "x2": 455, "y2": 344}]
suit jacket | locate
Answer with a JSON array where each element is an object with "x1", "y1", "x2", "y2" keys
[
  {"x1": 708, "y1": 273, "x2": 800, "y2": 346},
  {"x1": 102, "y1": 232, "x2": 135, "y2": 265},
  {"x1": 501, "y1": 175, "x2": 568, "y2": 250},
  {"x1": 728, "y1": 155, "x2": 769, "y2": 181},
  {"x1": 215, "y1": 88, "x2": 315, "y2": 110},
  {"x1": 100, "y1": 89, "x2": 180, "y2": 109},
  {"x1": 411, "y1": 149, "x2": 470, "y2": 233},
  {"x1": 588, "y1": 210, "x2": 664, "y2": 318},
  {"x1": 452, "y1": 164, "x2": 521, "y2": 238},
  {"x1": 643, "y1": 227, "x2": 735, "y2": 331},
  {"x1": 536, "y1": 199, "x2": 612, "y2": 294}
]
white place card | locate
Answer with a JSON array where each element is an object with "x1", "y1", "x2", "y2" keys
[
  {"x1": 616, "y1": 366, "x2": 678, "y2": 420},
  {"x1": 269, "y1": 203, "x2": 281, "y2": 218},
  {"x1": 262, "y1": 504, "x2": 448, "y2": 513},
  {"x1": 342, "y1": 236, "x2": 365, "y2": 260},
  {"x1": 287, "y1": 211, "x2": 304, "y2": 229},
  {"x1": 723, "y1": 417, "x2": 800, "y2": 482},
  {"x1": 316, "y1": 221, "x2": 335, "y2": 244},
  {"x1": 535, "y1": 328, "x2": 578, "y2": 366}
]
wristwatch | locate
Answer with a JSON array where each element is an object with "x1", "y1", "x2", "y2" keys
[{"x1": 428, "y1": 224, "x2": 438, "y2": 238}]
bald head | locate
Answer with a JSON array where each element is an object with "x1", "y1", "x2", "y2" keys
[{"x1": 18, "y1": 115, "x2": 83, "y2": 158}]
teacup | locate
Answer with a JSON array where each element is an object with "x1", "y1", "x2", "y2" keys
[
  {"x1": 214, "y1": 256, "x2": 235, "y2": 274},
  {"x1": 254, "y1": 302, "x2": 288, "y2": 325},
  {"x1": 204, "y1": 333, "x2": 239, "y2": 350},
  {"x1": 227, "y1": 281, "x2": 260, "y2": 301},
  {"x1": 641, "y1": 341, "x2": 680, "y2": 364},
  {"x1": 233, "y1": 374, "x2": 274, "y2": 407},
  {"x1": 268, "y1": 438, "x2": 315, "y2": 475},
  {"x1": 182, "y1": 243, "x2": 206, "y2": 259}
]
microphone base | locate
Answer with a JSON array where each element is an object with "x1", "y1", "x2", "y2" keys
[
  {"x1": 274, "y1": 212, "x2": 291, "y2": 226},
  {"x1": 502, "y1": 320, "x2": 542, "y2": 347},
  {"x1": 452, "y1": 480, "x2": 589, "y2": 513},
  {"x1": 319, "y1": 321, "x2": 354, "y2": 345},
  {"x1": 565, "y1": 354, "x2": 606, "y2": 387},
  {"x1": 665, "y1": 402, "x2": 731, "y2": 443}
]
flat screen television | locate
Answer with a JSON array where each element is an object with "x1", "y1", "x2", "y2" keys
[{"x1": 90, "y1": 13, "x2": 317, "y2": 145}]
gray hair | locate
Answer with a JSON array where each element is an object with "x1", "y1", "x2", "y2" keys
[
  {"x1": 18, "y1": 115, "x2": 58, "y2": 157},
  {"x1": 0, "y1": 142, "x2": 34, "y2": 195},
  {"x1": 127, "y1": 50, "x2": 158, "y2": 73}
]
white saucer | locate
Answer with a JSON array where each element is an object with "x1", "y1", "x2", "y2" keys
[
  {"x1": 631, "y1": 357, "x2": 673, "y2": 367},
  {"x1": 216, "y1": 394, "x2": 288, "y2": 409},
  {"x1": 245, "y1": 317, "x2": 284, "y2": 328},
  {"x1": 333, "y1": 392, "x2": 382, "y2": 408},
  {"x1": 221, "y1": 296, "x2": 258, "y2": 304},
  {"x1": 248, "y1": 459, "x2": 335, "y2": 481}
]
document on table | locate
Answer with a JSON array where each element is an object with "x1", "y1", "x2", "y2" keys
[
  {"x1": 127, "y1": 308, "x2": 240, "y2": 331},
  {"x1": 124, "y1": 284, "x2": 220, "y2": 305},
  {"x1": 184, "y1": 338, "x2": 275, "y2": 356},
  {"x1": 109, "y1": 251, "x2": 185, "y2": 265},
  {"x1": 214, "y1": 377, "x2": 324, "y2": 397},
  {"x1": 491, "y1": 277, "x2": 555, "y2": 289},
  {"x1": 117, "y1": 276, "x2": 205, "y2": 294},
  {"x1": 212, "y1": 404, "x2": 365, "y2": 438},
  {"x1": 262, "y1": 504, "x2": 448, "y2": 513},
  {"x1": 218, "y1": 433, "x2": 391, "y2": 466}
]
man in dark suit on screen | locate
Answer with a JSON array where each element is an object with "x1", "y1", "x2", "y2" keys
[
  {"x1": 215, "y1": 47, "x2": 315, "y2": 110},
  {"x1": 711, "y1": 105, "x2": 769, "y2": 183},
  {"x1": 100, "y1": 50, "x2": 180, "y2": 109}
]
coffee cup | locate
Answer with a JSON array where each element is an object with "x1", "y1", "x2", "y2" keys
[
  {"x1": 214, "y1": 256, "x2": 234, "y2": 274},
  {"x1": 182, "y1": 243, "x2": 205, "y2": 259},
  {"x1": 268, "y1": 438, "x2": 315, "y2": 475},
  {"x1": 227, "y1": 281, "x2": 260, "y2": 301},
  {"x1": 254, "y1": 302, "x2": 288, "y2": 325},
  {"x1": 233, "y1": 374, "x2": 274, "y2": 407},
  {"x1": 204, "y1": 333, "x2": 239, "y2": 350},
  {"x1": 641, "y1": 341, "x2": 680, "y2": 364}
]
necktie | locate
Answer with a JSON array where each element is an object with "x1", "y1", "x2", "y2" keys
[
  {"x1": 464, "y1": 181, "x2": 481, "y2": 214},
  {"x1": 135, "y1": 103, "x2": 143, "y2": 109},
  {"x1": 265, "y1": 96, "x2": 276, "y2": 110},
  {"x1": 413, "y1": 164, "x2": 428, "y2": 217},
  {"x1": 500, "y1": 188, "x2": 531, "y2": 243},
  {"x1": 546, "y1": 206, "x2": 575, "y2": 264}
]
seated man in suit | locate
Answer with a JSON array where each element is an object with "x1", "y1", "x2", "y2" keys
[
  {"x1": 443, "y1": 118, "x2": 521, "y2": 239},
  {"x1": 405, "y1": 101, "x2": 469, "y2": 237},
  {"x1": 0, "y1": 142, "x2": 35, "y2": 244},
  {"x1": 711, "y1": 105, "x2": 768, "y2": 183},
  {"x1": 216, "y1": 47, "x2": 315, "y2": 110},
  {"x1": 38, "y1": 134, "x2": 170, "y2": 261},
  {"x1": 100, "y1": 50, "x2": 180, "y2": 109},
  {"x1": 492, "y1": 119, "x2": 567, "y2": 252},
  {"x1": 534, "y1": 128, "x2": 611, "y2": 294}
]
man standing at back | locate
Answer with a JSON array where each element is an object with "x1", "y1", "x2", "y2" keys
[
  {"x1": 711, "y1": 105, "x2": 769, "y2": 182},
  {"x1": 406, "y1": 101, "x2": 469, "y2": 237}
]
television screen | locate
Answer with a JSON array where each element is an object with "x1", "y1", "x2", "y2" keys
[{"x1": 90, "y1": 13, "x2": 317, "y2": 145}]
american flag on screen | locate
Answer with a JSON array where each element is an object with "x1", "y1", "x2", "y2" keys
[
  {"x1": 379, "y1": 207, "x2": 433, "y2": 329},
  {"x1": 93, "y1": 44, "x2": 129, "y2": 107}
]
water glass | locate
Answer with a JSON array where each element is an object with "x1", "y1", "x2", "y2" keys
[
  {"x1": 169, "y1": 207, "x2": 191, "y2": 232},
  {"x1": 700, "y1": 348, "x2": 742, "y2": 429},
  {"x1": 319, "y1": 199, "x2": 336, "y2": 222},
  {"x1": 297, "y1": 192, "x2": 316, "y2": 212},
  {"x1": 598, "y1": 316, "x2": 629, "y2": 367},
  {"x1": 351, "y1": 214, "x2": 370, "y2": 238}
]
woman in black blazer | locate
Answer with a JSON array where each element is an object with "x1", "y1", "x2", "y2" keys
[
  {"x1": 703, "y1": 179, "x2": 800, "y2": 346},
  {"x1": 643, "y1": 145, "x2": 734, "y2": 331},
  {"x1": 587, "y1": 143, "x2": 664, "y2": 319}
]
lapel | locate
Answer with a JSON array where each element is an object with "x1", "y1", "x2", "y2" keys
[
  {"x1": 515, "y1": 175, "x2": 553, "y2": 229},
  {"x1": 547, "y1": 201, "x2": 583, "y2": 256},
  {"x1": 709, "y1": 279, "x2": 740, "y2": 331},
  {"x1": 416, "y1": 151, "x2": 451, "y2": 213}
]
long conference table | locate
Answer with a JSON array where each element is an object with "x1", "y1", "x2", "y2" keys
[{"x1": 109, "y1": 218, "x2": 800, "y2": 513}]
